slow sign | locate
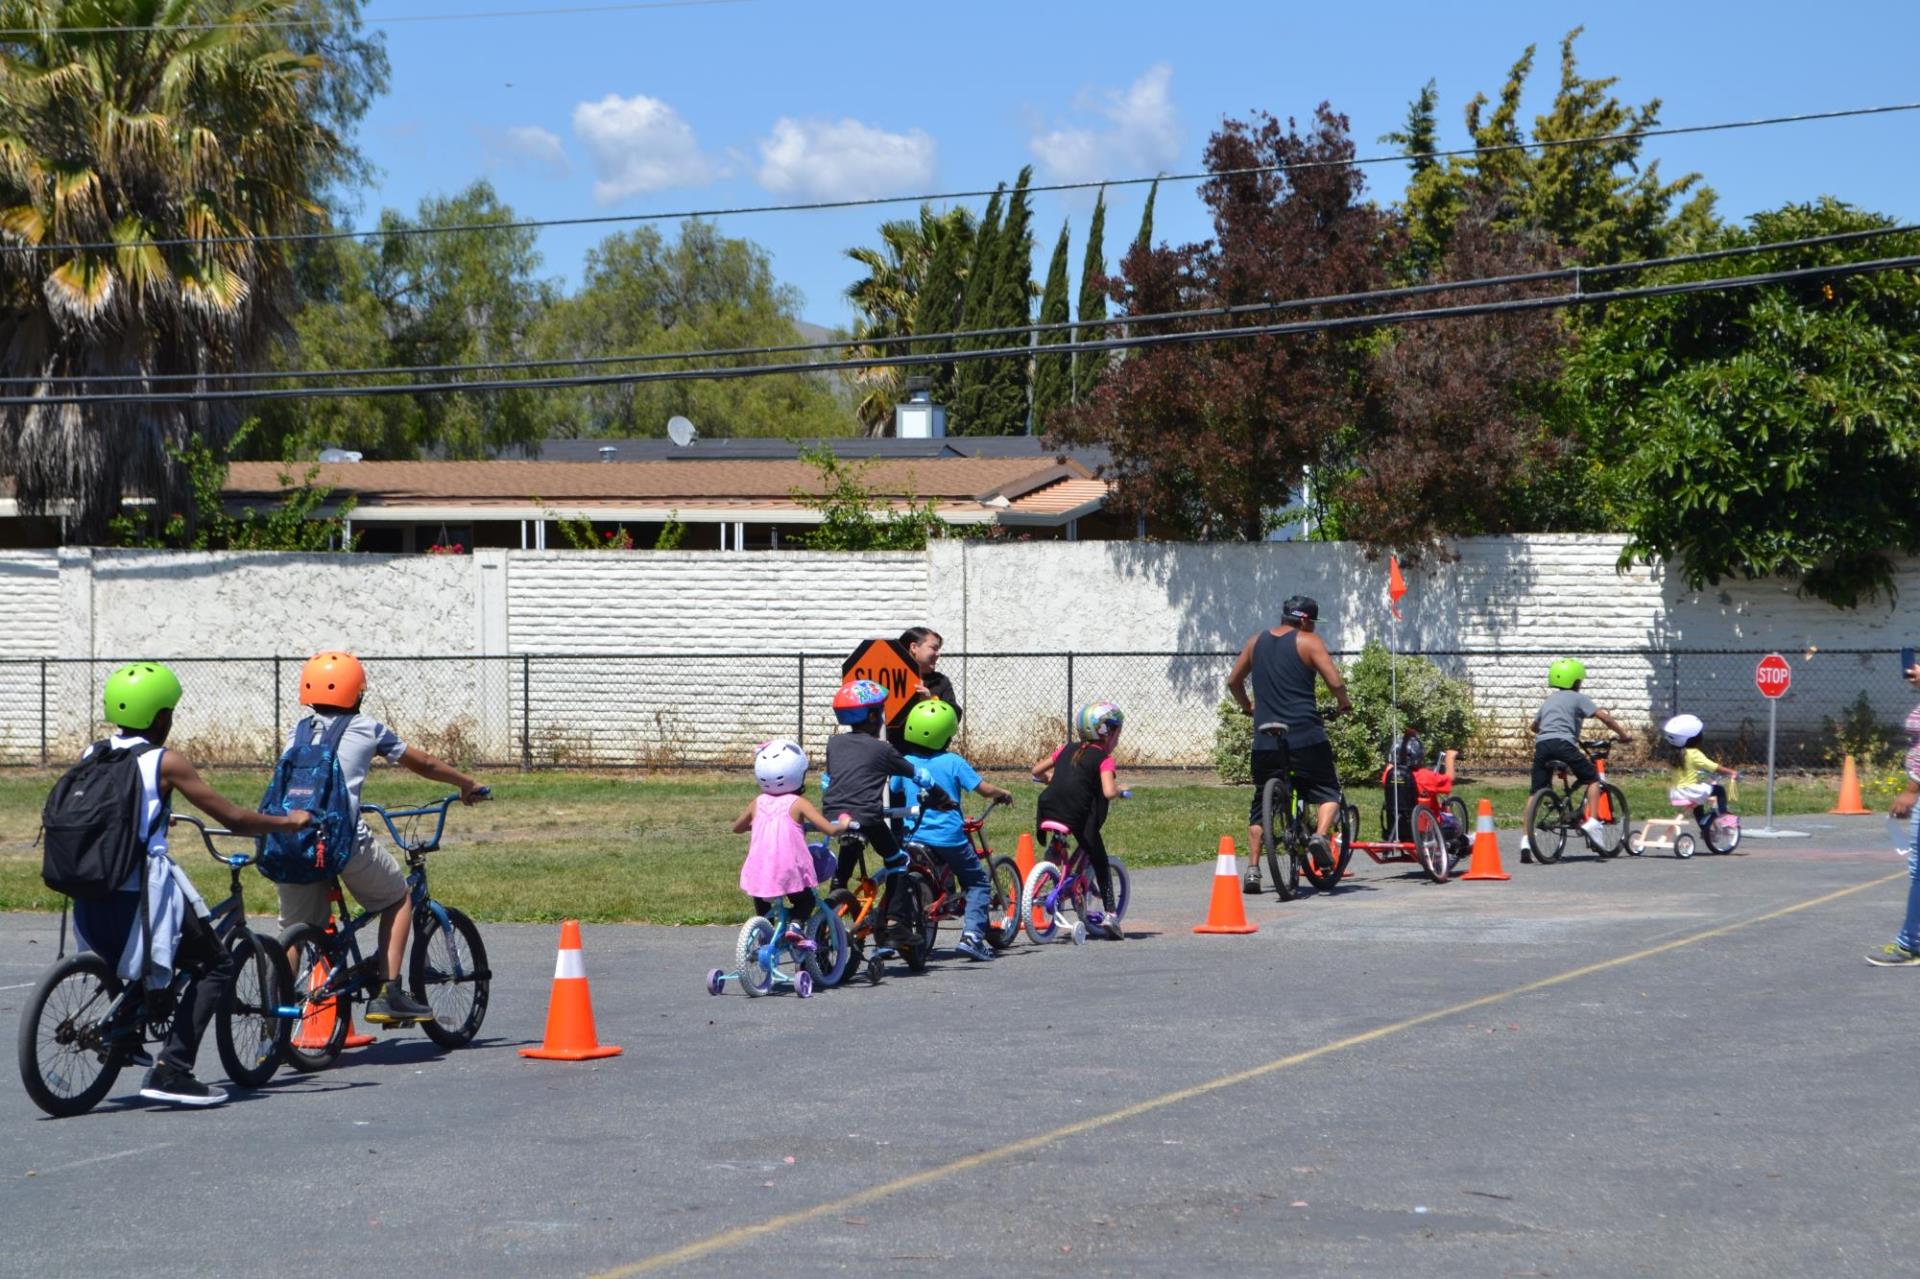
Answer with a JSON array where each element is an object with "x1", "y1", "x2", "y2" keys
[
  {"x1": 1755, "y1": 653, "x2": 1793, "y2": 700},
  {"x1": 840, "y1": 637, "x2": 924, "y2": 728}
]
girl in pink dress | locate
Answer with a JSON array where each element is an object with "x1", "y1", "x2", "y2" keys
[{"x1": 731, "y1": 740, "x2": 847, "y2": 939}]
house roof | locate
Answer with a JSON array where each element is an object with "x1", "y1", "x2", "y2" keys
[{"x1": 518, "y1": 435, "x2": 1112, "y2": 467}]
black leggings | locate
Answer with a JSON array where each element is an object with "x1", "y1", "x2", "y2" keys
[
  {"x1": 162, "y1": 910, "x2": 235, "y2": 1073},
  {"x1": 1692, "y1": 784, "x2": 1731, "y2": 820},
  {"x1": 1043, "y1": 820, "x2": 1115, "y2": 913},
  {"x1": 752, "y1": 889, "x2": 817, "y2": 926}
]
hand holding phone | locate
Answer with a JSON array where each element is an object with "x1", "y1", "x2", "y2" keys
[{"x1": 1902, "y1": 646, "x2": 1916, "y2": 677}]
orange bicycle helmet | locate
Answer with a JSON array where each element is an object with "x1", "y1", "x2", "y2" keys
[{"x1": 299, "y1": 651, "x2": 366, "y2": 707}]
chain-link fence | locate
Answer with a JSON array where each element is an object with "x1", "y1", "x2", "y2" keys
[{"x1": 1, "y1": 648, "x2": 1906, "y2": 773}]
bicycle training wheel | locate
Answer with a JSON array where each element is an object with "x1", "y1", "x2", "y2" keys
[
  {"x1": 803, "y1": 904, "x2": 850, "y2": 988},
  {"x1": 734, "y1": 917, "x2": 776, "y2": 998},
  {"x1": 216, "y1": 928, "x2": 292, "y2": 1089},
  {"x1": 279, "y1": 924, "x2": 348, "y2": 1072},
  {"x1": 1590, "y1": 784, "x2": 1631, "y2": 859},
  {"x1": 1022, "y1": 862, "x2": 1064, "y2": 944},
  {"x1": 17, "y1": 952, "x2": 127, "y2": 1118},
  {"x1": 411, "y1": 906, "x2": 491, "y2": 1048},
  {"x1": 1414, "y1": 807, "x2": 1451, "y2": 883},
  {"x1": 1522, "y1": 789, "x2": 1569, "y2": 864},
  {"x1": 1261, "y1": 778, "x2": 1299, "y2": 901},
  {"x1": 986, "y1": 855, "x2": 1023, "y2": 949}
]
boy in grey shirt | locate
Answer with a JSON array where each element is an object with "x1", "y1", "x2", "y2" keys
[{"x1": 1523, "y1": 658, "x2": 1634, "y2": 862}]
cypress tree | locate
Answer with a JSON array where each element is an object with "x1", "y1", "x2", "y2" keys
[
  {"x1": 1031, "y1": 220, "x2": 1072, "y2": 432},
  {"x1": 978, "y1": 165, "x2": 1035, "y2": 435},
  {"x1": 1073, "y1": 187, "x2": 1109, "y2": 404},
  {"x1": 912, "y1": 209, "x2": 973, "y2": 407},
  {"x1": 1133, "y1": 177, "x2": 1157, "y2": 256},
  {"x1": 949, "y1": 185, "x2": 1004, "y2": 434}
]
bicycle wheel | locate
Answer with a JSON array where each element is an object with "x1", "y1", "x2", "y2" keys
[
  {"x1": 1261, "y1": 779, "x2": 1299, "y2": 901},
  {"x1": 1414, "y1": 807, "x2": 1451, "y2": 882},
  {"x1": 279, "y1": 924, "x2": 348, "y2": 1072},
  {"x1": 1302, "y1": 804, "x2": 1349, "y2": 892},
  {"x1": 1590, "y1": 784, "x2": 1631, "y2": 858},
  {"x1": 735, "y1": 917, "x2": 776, "y2": 998},
  {"x1": 906, "y1": 867, "x2": 941, "y2": 962},
  {"x1": 1022, "y1": 862, "x2": 1064, "y2": 944},
  {"x1": 897, "y1": 875, "x2": 933, "y2": 973},
  {"x1": 216, "y1": 928, "x2": 291, "y2": 1089},
  {"x1": 1105, "y1": 858, "x2": 1131, "y2": 923},
  {"x1": 411, "y1": 906, "x2": 491, "y2": 1049},
  {"x1": 802, "y1": 904, "x2": 850, "y2": 988},
  {"x1": 1702, "y1": 814, "x2": 1741, "y2": 855},
  {"x1": 1523, "y1": 788, "x2": 1569, "y2": 864},
  {"x1": 986, "y1": 855, "x2": 1023, "y2": 949},
  {"x1": 17, "y1": 952, "x2": 128, "y2": 1118},
  {"x1": 825, "y1": 886, "x2": 866, "y2": 959}
]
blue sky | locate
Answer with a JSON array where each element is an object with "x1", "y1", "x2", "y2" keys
[{"x1": 354, "y1": 0, "x2": 1920, "y2": 329}]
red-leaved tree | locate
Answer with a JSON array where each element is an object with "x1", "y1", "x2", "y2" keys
[{"x1": 1048, "y1": 106, "x2": 1396, "y2": 541}]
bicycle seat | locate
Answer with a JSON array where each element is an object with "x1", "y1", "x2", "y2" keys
[
  {"x1": 1039, "y1": 820, "x2": 1072, "y2": 836},
  {"x1": 1257, "y1": 721, "x2": 1289, "y2": 739}
]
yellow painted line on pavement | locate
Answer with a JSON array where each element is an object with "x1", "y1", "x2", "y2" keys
[{"x1": 595, "y1": 871, "x2": 1901, "y2": 1277}]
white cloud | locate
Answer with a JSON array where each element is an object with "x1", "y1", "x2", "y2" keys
[
  {"x1": 1029, "y1": 63, "x2": 1180, "y2": 184},
  {"x1": 755, "y1": 117, "x2": 936, "y2": 202},
  {"x1": 490, "y1": 125, "x2": 570, "y2": 177},
  {"x1": 571, "y1": 93, "x2": 721, "y2": 204}
]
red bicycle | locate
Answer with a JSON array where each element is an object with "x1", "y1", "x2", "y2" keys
[{"x1": 905, "y1": 800, "x2": 1026, "y2": 952}]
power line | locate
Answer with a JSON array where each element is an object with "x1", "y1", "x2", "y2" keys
[
  {"x1": 8, "y1": 252, "x2": 1914, "y2": 407},
  {"x1": 0, "y1": 0, "x2": 747, "y2": 37},
  {"x1": 8, "y1": 100, "x2": 1918, "y2": 257},
  {"x1": 12, "y1": 221, "x2": 1917, "y2": 388}
]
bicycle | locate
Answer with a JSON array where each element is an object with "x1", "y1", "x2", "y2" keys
[
  {"x1": 1021, "y1": 813, "x2": 1131, "y2": 945},
  {"x1": 1630, "y1": 776, "x2": 1742, "y2": 859},
  {"x1": 823, "y1": 808, "x2": 935, "y2": 983},
  {"x1": 17, "y1": 815, "x2": 294, "y2": 1118},
  {"x1": 278, "y1": 789, "x2": 492, "y2": 1071},
  {"x1": 1523, "y1": 739, "x2": 1631, "y2": 863},
  {"x1": 706, "y1": 890, "x2": 848, "y2": 999},
  {"x1": 904, "y1": 797, "x2": 1025, "y2": 952},
  {"x1": 1254, "y1": 722, "x2": 1353, "y2": 899}
]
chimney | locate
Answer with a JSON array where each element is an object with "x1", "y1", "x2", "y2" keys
[{"x1": 893, "y1": 376, "x2": 946, "y2": 439}]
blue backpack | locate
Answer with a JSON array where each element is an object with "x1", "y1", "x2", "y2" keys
[{"x1": 258, "y1": 715, "x2": 359, "y2": 884}]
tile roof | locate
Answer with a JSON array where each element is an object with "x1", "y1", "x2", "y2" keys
[{"x1": 1005, "y1": 478, "x2": 1110, "y2": 517}]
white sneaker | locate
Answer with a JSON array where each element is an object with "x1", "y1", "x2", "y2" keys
[{"x1": 1581, "y1": 818, "x2": 1608, "y2": 842}]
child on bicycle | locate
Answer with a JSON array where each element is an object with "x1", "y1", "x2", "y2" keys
[
  {"x1": 1662, "y1": 714, "x2": 1739, "y2": 831},
  {"x1": 1031, "y1": 701, "x2": 1126, "y2": 939},
  {"x1": 898, "y1": 699, "x2": 1014, "y2": 962},
  {"x1": 276, "y1": 652, "x2": 487, "y2": 1025},
  {"x1": 730, "y1": 740, "x2": 847, "y2": 941},
  {"x1": 1521, "y1": 658, "x2": 1634, "y2": 863},
  {"x1": 821, "y1": 680, "x2": 946, "y2": 946},
  {"x1": 69, "y1": 663, "x2": 311, "y2": 1106}
]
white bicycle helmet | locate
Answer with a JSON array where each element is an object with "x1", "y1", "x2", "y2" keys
[
  {"x1": 753, "y1": 740, "x2": 809, "y2": 795},
  {"x1": 1663, "y1": 714, "x2": 1705, "y2": 748}
]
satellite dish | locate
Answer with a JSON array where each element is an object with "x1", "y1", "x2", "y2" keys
[{"x1": 666, "y1": 416, "x2": 698, "y2": 447}]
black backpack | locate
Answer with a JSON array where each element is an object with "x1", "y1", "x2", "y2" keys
[{"x1": 41, "y1": 741, "x2": 158, "y2": 901}]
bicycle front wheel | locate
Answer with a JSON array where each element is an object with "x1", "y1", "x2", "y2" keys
[
  {"x1": 1414, "y1": 807, "x2": 1451, "y2": 883},
  {"x1": 217, "y1": 928, "x2": 291, "y2": 1089},
  {"x1": 1703, "y1": 814, "x2": 1741, "y2": 855},
  {"x1": 279, "y1": 923, "x2": 348, "y2": 1072},
  {"x1": 1022, "y1": 862, "x2": 1064, "y2": 944},
  {"x1": 1523, "y1": 789, "x2": 1569, "y2": 864},
  {"x1": 1303, "y1": 805, "x2": 1350, "y2": 892},
  {"x1": 986, "y1": 855, "x2": 1023, "y2": 949},
  {"x1": 411, "y1": 906, "x2": 491, "y2": 1048},
  {"x1": 18, "y1": 952, "x2": 127, "y2": 1118}
]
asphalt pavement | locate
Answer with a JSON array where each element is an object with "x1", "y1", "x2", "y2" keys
[{"x1": 4, "y1": 816, "x2": 1917, "y2": 1278}]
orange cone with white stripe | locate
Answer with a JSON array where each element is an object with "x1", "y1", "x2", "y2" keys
[
  {"x1": 1014, "y1": 831, "x2": 1044, "y2": 930},
  {"x1": 1194, "y1": 836, "x2": 1259, "y2": 935},
  {"x1": 520, "y1": 920, "x2": 622, "y2": 1061},
  {"x1": 1460, "y1": 799, "x2": 1511, "y2": 881}
]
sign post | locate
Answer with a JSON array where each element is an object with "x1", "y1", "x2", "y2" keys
[{"x1": 1749, "y1": 653, "x2": 1808, "y2": 839}]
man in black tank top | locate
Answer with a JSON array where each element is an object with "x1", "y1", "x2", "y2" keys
[{"x1": 1226, "y1": 595, "x2": 1353, "y2": 893}]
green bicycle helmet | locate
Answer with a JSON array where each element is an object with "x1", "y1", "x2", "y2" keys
[
  {"x1": 102, "y1": 661, "x2": 183, "y2": 731},
  {"x1": 1547, "y1": 657, "x2": 1586, "y2": 690},
  {"x1": 902, "y1": 699, "x2": 959, "y2": 751}
]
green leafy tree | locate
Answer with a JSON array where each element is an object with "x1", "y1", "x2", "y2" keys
[
  {"x1": 0, "y1": 0, "x2": 367, "y2": 540},
  {"x1": 1566, "y1": 201, "x2": 1920, "y2": 608},
  {"x1": 1074, "y1": 188, "x2": 1110, "y2": 405},
  {"x1": 790, "y1": 445, "x2": 947, "y2": 550},
  {"x1": 1031, "y1": 222, "x2": 1073, "y2": 432},
  {"x1": 108, "y1": 425, "x2": 355, "y2": 551},
  {"x1": 949, "y1": 185, "x2": 1004, "y2": 432}
]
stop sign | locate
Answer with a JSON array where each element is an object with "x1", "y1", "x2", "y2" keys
[{"x1": 1755, "y1": 653, "x2": 1792, "y2": 699}]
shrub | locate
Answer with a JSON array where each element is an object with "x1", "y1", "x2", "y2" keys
[
  {"x1": 1211, "y1": 642, "x2": 1481, "y2": 785},
  {"x1": 1821, "y1": 691, "x2": 1907, "y2": 804}
]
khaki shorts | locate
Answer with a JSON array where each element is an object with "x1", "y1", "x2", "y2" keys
[{"x1": 276, "y1": 827, "x2": 410, "y2": 929}]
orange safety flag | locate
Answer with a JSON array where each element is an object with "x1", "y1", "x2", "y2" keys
[{"x1": 1387, "y1": 555, "x2": 1408, "y2": 620}]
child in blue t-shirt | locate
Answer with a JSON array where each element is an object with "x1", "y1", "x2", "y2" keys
[{"x1": 898, "y1": 700, "x2": 1012, "y2": 962}]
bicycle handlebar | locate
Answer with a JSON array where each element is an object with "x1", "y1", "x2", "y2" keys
[
  {"x1": 360, "y1": 786, "x2": 491, "y2": 854},
  {"x1": 167, "y1": 813, "x2": 258, "y2": 868}
]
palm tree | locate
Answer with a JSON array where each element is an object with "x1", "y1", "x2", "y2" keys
[
  {"x1": 843, "y1": 204, "x2": 973, "y2": 435},
  {"x1": 0, "y1": 0, "x2": 340, "y2": 540}
]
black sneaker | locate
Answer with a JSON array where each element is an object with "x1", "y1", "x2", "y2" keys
[
  {"x1": 1242, "y1": 868, "x2": 1262, "y2": 894},
  {"x1": 1519, "y1": 840, "x2": 1534, "y2": 865},
  {"x1": 955, "y1": 932, "x2": 995, "y2": 962},
  {"x1": 365, "y1": 982, "x2": 434, "y2": 1024},
  {"x1": 140, "y1": 1063, "x2": 227, "y2": 1107}
]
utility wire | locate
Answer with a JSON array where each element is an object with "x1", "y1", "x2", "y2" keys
[
  {"x1": 12, "y1": 221, "x2": 1916, "y2": 388},
  {"x1": 0, "y1": 0, "x2": 747, "y2": 37},
  {"x1": 7, "y1": 100, "x2": 1918, "y2": 257},
  {"x1": 8, "y1": 252, "x2": 1915, "y2": 407}
]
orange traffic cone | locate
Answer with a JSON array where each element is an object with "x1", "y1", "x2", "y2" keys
[
  {"x1": 520, "y1": 920, "x2": 622, "y2": 1061},
  {"x1": 1591, "y1": 758, "x2": 1614, "y2": 822},
  {"x1": 291, "y1": 954, "x2": 373, "y2": 1049},
  {"x1": 1194, "y1": 836, "x2": 1259, "y2": 935},
  {"x1": 1830, "y1": 754, "x2": 1872, "y2": 815},
  {"x1": 1014, "y1": 831, "x2": 1044, "y2": 930},
  {"x1": 341, "y1": 1003, "x2": 375, "y2": 1049},
  {"x1": 1460, "y1": 799, "x2": 1511, "y2": 881}
]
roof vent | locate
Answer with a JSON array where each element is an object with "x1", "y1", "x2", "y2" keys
[
  {"x1": 894, "y1": 377, "x2": 946, "y2": 439},
  {"x1": 598, "y1": 445, "x2": 618, "y2": 462},
  {"x1": 317, "y1": 448, "x2": 363, "y2": 463}
]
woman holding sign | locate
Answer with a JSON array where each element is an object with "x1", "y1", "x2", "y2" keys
[
  {"x1": 900, "y1": 627, "x2": 961, "y2": 722},
  {"x1": 1866, "y1": 655, "x2": 1920, "y2": 966}
]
